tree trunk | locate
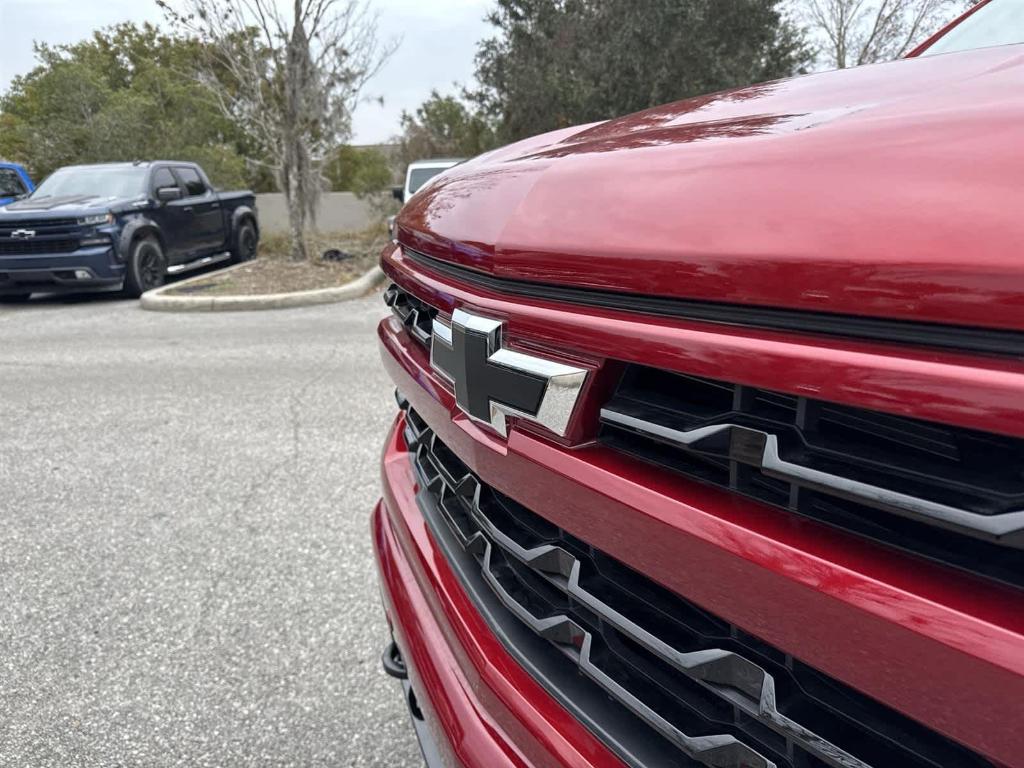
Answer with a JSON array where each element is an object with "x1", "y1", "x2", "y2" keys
[
  {"x1": 279, "y1": 0, "x2": 316, "y2": 262},
  {"x1": 285, "y1": 172, "x2": 307, "y2": 262}
]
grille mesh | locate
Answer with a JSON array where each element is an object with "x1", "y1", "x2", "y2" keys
[
  {"x1": 600, "y1": 365, "x2": 1024, "y2": 589},
  {"x1": 0, "y1": 218, "x2": 79, "y2": 232},
  {"x1": 384, "y1": 283, "x2": 434, "y2": 348},
  {"x1": 402, "y1": 403, "x2": 991, "y2": 768},
  {"x1": 0, "y1": 239, "x2": 79, "y2": 255}
]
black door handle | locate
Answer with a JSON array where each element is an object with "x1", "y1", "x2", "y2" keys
[{"x1": 183, "y1": 206, "x2": 194, "y2": 213}]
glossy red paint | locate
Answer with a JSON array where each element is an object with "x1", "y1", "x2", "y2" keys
[
  {"x1": 378, "y1": 315, "x2": 1024, "y2": 767},
  {"x1": 383, "y1": 243, "x2": 1024, "y2": 441},
  {"x1": 374, "y1": 420, "x2": 626, "y2": 768},
  {"x1": 396, "y1": 42, "x2": 1024, "y2": 333},
  {"x1": 374, "y1": 8, "x2": 1024, "y2": 765}
]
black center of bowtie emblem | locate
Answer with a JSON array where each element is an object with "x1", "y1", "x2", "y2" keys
[{"x1": 431, "y1": 316, "x2": 547, "y2": 423}]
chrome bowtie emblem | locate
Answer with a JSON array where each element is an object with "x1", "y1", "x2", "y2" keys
[
  {"x1": 431, "y1": 309, "x2": 586, "y2": 437},
  {"x1": 10, "y1": 229, "x2": 36, "y2": 239}
]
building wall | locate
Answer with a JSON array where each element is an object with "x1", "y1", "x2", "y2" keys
[{"x1": 255, "y1": 192, "x2": 378, "y2": 234}]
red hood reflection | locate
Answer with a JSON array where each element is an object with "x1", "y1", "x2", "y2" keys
[{"x1": 398, "y1": 44, "x2": 1024, "y2": 332}]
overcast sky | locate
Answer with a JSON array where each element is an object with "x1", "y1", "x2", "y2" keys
[{"x1": 0, "y1": 0, "x2": 492, "y2": 144}]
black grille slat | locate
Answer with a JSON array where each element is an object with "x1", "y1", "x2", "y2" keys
[
  {"x1": 402, "y1": 405, "x2": 992, "y2": 768},
  {"x1": 600, "y1": 365, "x2": 1024, "y2": 587},
  {"x1": 383, "y1": 283, "x2": 435, "y2": 348},
  {"x1": 0, "y1": 218, "x2": 79, "y2": 231},
  {"x1": 0, "y1": 238, "x2": 79, "y2": 255},
  {"x1": 817, "y1": 404, "x2": 960, "y2": 462},
  {"x1": 608, "y1": 367, "x2": 1024, "y2": 512}
]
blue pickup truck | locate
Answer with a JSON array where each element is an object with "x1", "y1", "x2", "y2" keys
[
  {"x1": 0, "y1": 162, "x2": 34, "y2": 206},
  {"x1": 0, "y1": 161, "x2": 258, "y2": 300}
]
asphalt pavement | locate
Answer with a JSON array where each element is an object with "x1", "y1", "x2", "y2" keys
[{"x1": 0, "y1": 292, "x2": 422, "y2": 767}]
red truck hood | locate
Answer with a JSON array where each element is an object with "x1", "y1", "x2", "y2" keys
[{"x1": 398, "y1": 44, "x2": 1024, "y2": 334}]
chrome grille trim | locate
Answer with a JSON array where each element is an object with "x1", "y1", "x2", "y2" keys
[
  {"x1": 405, "y1": 412, "x2": 775, "y2": 768},
  {"x1": 599, "y1": 365, "x2": 1024, "y2": 589},
  {"x1": 400, "y1": 406, "x2": 928, "y2": 768},
  {"x1": 601, "y1": 408, "x2": 1024, "y2": 548}
]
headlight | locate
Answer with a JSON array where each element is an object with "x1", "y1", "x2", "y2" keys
[{"x1": 79, "y1": 213, "x2": 113, "y2": 226}]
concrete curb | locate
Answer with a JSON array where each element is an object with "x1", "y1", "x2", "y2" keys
[{"x1": 139, "y1": 263, "x2": 386, "y2": 312}]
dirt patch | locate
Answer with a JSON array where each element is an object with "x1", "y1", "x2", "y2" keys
[
  {"x1": 169, "y1": 258, "x2": 371, "y2": 296},
  {"x1": 165, "y1": 227, "x2": 385, "y2": 297}
]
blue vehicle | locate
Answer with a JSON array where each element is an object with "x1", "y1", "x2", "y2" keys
[
  {"x1": 0, "y1": 162, "x2": 35, "y2": 206},
  {"x1": 0, "y1": 161, "x2": 258, "y2": 300}
]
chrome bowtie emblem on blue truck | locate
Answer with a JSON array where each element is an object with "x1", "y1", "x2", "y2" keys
[
  {"x1": 10, "y1": 229, "x2": 36, "y2": 239},
  {"x1": 430, "y1": 309, "x2": 586, "y2": 437}
]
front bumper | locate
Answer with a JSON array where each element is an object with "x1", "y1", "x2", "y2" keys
[
  {"x1": 373, "y1": 417, "x2": 623, "y2": 768},
  {"x1": 0, "y1": 247, "x2": 125, "y2": 294},
  {"x1": 374, "y1": 284, "x2": 1024, "y2": 767}
]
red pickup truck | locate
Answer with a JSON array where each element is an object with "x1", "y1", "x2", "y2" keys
[{"x1": 373, "y1": 2, "x2": 1024, "y2": 767}]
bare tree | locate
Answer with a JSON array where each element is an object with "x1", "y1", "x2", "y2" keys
[
  {"x1": 159, "y1": 0, "x2": 397, "y2": 260},
  {"x1": 799, "y1": 0, "x2": 961, "y2": 68}
]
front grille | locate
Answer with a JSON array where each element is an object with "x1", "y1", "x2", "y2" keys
[
  {"x1": 384, "y1": 284, "x2": 434, "y2": 348},
  {"x1": 0, "y1": 218, "x2": 79, "y2": 233},
  {"x1": 0, "y1": 238, "x2": 79, "y2": 255},
  {"x1": 600, "y1": 365, "x2": 1024, "y2": 590},
  {"x1": 401, "y1": 403, "x2": 991, "y2": 768}
]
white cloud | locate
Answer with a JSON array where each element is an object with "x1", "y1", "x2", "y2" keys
[
  {"x1": 0, "y1": 0, "x2": 164, "y2": 84},
  {"x1": 351, "y1": 0, "x2": 491, "y2": 143},
  {"x1": 0, "y1": 0, "x2": 491, "y2": 143}
]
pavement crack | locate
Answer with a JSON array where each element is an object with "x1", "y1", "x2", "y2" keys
[{"x1": 191, "y1": 341, "x2": 342, "y2": 636}]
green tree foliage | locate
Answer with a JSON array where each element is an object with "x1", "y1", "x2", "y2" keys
[
  {"x1": 323, "y1": 145, "x2": 395, "y2": 195},
  {"x1": 472, "y1": 0, "x2": 811, "y2": 143},
  {"x1": 0, "y1": 23, "x2": 255, "y2": 189},
  {"x1": 397, "y1": 90, "x2": 497, "y2": 165}
]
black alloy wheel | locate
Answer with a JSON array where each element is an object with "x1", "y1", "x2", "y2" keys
[
  {"x1": 124, "y1": 236, "x2": 166, "y2": 298},
  {"x1": 232, "y1": 221, "x2": 258, "y2": 263}
]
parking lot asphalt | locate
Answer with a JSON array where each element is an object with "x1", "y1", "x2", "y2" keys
[{"x1": 0, "y1": 292, "x2": 422, "y2": 767}]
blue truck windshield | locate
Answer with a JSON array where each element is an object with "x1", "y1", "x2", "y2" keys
[{"x1": 33, "y1": 166, "x2": 147, "y2": 199}]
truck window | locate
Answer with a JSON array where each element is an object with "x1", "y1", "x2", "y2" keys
[
  {"x1": 408, "y1": 167, "x2": 447, "y2": 195},
  {"x1": 0, "y1": 169, "x2": 26, "y2": 197},
  {"x1": 151, "y1": 168, "x2": 177, "y2": 194},
  {"x1": 175, "y1": 167, "x2": 207, "y2": 197}
]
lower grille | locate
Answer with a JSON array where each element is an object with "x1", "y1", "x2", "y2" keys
[
  {"x1": 401, "y1": 403, "x2": 992, "y2": 768},
  {"x1": 0, "y1": 238, "x2": 79, "y2": 255}
]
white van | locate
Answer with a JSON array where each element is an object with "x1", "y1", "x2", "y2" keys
[{"x1": 392, "y1": 158, "x2": 464, "y2": 204}]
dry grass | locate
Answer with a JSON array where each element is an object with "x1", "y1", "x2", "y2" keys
[
  {"x1": 164, "y1": 225, "x2": 387, "y2": 297},
  {"x1": 258, "y1": 223, "x2": 389, "y2": 263}
]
